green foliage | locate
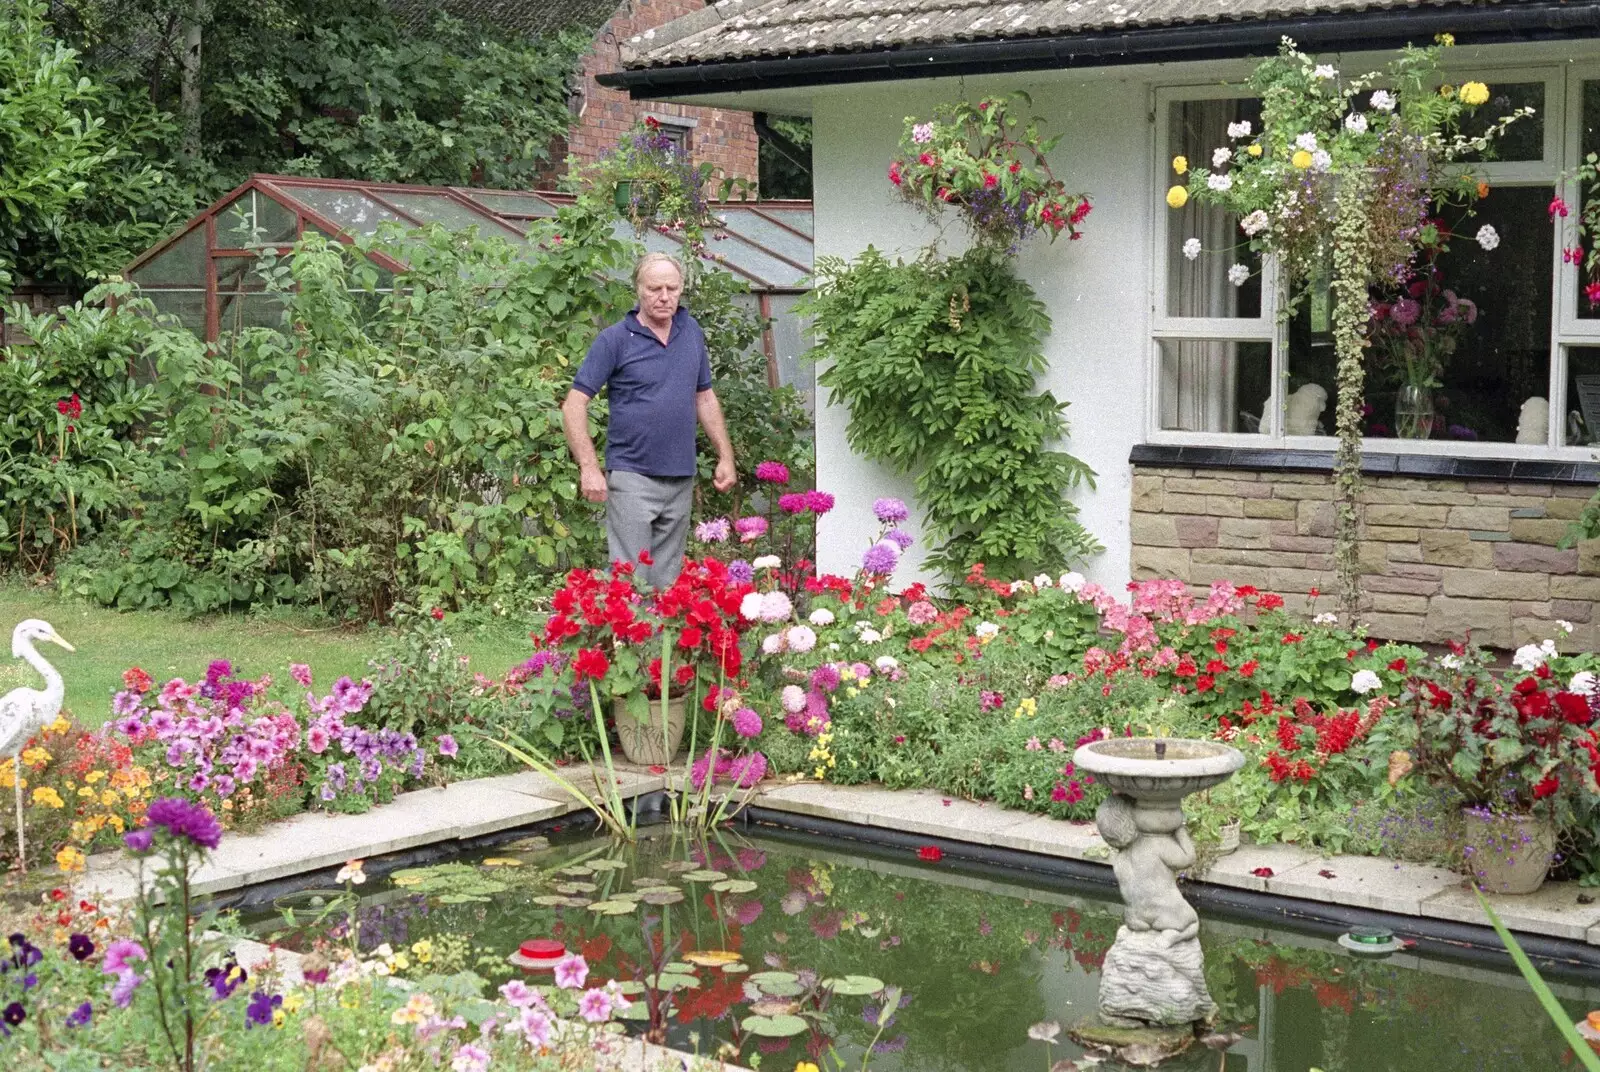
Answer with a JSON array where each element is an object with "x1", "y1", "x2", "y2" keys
[
  {"x1": 0, "y1": 0, "x2": 178, "y2": 289},
  {"x1": 806, "y1": 247, "x2": 1098, "y2": 581}
]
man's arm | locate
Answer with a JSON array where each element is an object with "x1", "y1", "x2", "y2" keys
[
  {"x1": 696, "y1": 389, "x2": 737, "y2": 493},
  {"x1": 561, "y1": 389, "x2": 608, "y2": 503}
]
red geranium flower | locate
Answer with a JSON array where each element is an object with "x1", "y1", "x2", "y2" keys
[
  {"x1": 918, "y1": 846, "x2": 943, "y2": 862},
  {"x1": 573, "y1": 648, "x2": 610, "y2": 681}
]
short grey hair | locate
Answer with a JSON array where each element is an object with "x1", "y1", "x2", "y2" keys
[{"x1": 633, "y1": 251, "x2": 685, "y2": 287}]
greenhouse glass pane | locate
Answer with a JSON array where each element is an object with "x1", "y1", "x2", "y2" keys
[
  {"x1": 715, "y1": 210, "x2": 812, "y2": 271},
  {"x1": 218, "y1": 291, "x2": 288, "y2": 333},
  {"x1": 216, "y1": 257, "x2": 271, "y2": 293},
  {"x1": 382, "y1": 192, "x2": 522, "y2": 234},
  {"x1": 145, "y1": 290, "x2": 205, "y2": 332},
  {"x1": 752, "y1": 207, "x2": 811, "y2": 237},
  {"x1": 216, "y1": 191, "x2": 298, "y2": 249},
  {"x1": 708, "y1": 235, "x2": 807, "y2": 289},
  {"x1": 768, "y1": 292, "x2": 815, "y2": 415},
  {"x1": 287, "y1": 187, "x2": 405, "y2": 234},
  {"x1": 131, "y1": 230, "x2": 205, "y2": 286},
  {"x1": 463, "y1": 191, "x2": 560, "y2": 217}
]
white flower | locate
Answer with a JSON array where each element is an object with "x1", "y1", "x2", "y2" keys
[
  {"x1": 751, "y1": 554, "x2": 781, "y2": 570},
  {"x1": 1476, "y1": 224, "x2": 1500, "y2": 251},
  {"x1": 1206, "y1": 172, "x2": 1233, "y2": 192},
  {"x1": 1311, "y1": 149, "x2": 1332, "y2": 171},
  {"x1": 1370, "y1": 90, "x2": 1397, "y2": 112},
  {"x1": 739, "y1": 592, "x2": 765, "y2": 621},
  {"x1": 1570, "y1": 671, "x2": 1599, "y2": 697},
  {"x1": 761, "y1": 633, "x2": 784, "y2": 655},
  {"x1": 1344, "y1": 112, "x2": 1368, "y2": 134},
  {"x1": 827, "y1": 642, "x2": 840, "y2": 651},
  {"x1": 1350, "y1": 669, "x2": 1383, "y2": 694},
  {"x1": 1227, "y1": 263, "x2": 1250, "y2": 287},
  {"x1": 1227, "y1": 120, "x2": 1253, "y2": 139},
  {"x1": 786, "y1": 625, "x2": 817, "y2": 653},
  {"x1": 1512, "y1": 641, "x2": 1555, "y2": 672},
  {"x1": 336, "y1": 860, "x2": 367, "y2": 885},
  {"x1": 1313, "y1": 64, "x2": 1338, "y2": 80},
  {"x1": 1240, "y1": 209, "x2": 1270, "y2": 236},
  {"x1": 1295, "y1": 132, "x2": 1319, "y2": 152},
  {"x1": 1440, "y1": 653, "x2": 1463, "y2": 670},
  {"x1": 911, "y1": 122, "x2": 934, "y2": 144},
  {"x1": 858, "y1": 628, "x2": 883, "y2": 644},
  {"x1": 1033, "y1": 573, "x2": 1054, "y2": 588},
  {"x1": 875, "y1": 655, "x2": 899, "y2": 674},
  {"x1": 780, "y1": 685, "x2": 806, "y2": 713},
  {"x1": 1212, "y1": 147, "x2": 1232, "y2": 167},
  {"x1": 974, "y1": 622, "x2": 1000, "y2": 639},
  {"x1": 852, "y1": 618, "x2": 874, "y2": 632},
  {"x1": 1059, "y1": 571, "x2": 1086, "y2": 592},
  {"x1": 1010, "y1": 579, "x2": 1030, "y2": 593},
  {"x1": 1313, "y1": 612, "x2": 1338, "y2": 625},
  {"x1": 1557, "y1": 619, "x2": 1576, "y2": 635},
  {"x1": 1182, "y1": 237, "x2": 1203, "y2": 261},
  {"x1": 809, "y1": 608, "x2": 836, "y2": 626},
  {"x1": 759, "y1": 590, "x2": 794, "y2": 622}
]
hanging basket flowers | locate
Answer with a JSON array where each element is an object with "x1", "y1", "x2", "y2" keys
[{"x1": 889, "y1": 92, "x2": 1092, "y2": 253}]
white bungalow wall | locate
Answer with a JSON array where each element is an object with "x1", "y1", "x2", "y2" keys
[{"x1": 809, "y1": 74, "x2": 1151, "y2": 591}]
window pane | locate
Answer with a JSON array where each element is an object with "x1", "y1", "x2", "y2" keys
[
  {"x1": 768, "y1": 293, "x2": 816, "y2": 416},
  {"x1": 131, "y1": 230, "x2": 205, "y2": 286},
  {"x1": 218, "y1": 292, "x2": 287, "y2": 334},
  {"x1": 1578, "y1": 81, "x2": 1600, "y2": 320},
  {"x1": 287, "y1": 187, "x2": 405, "y2": 235},
  {"x1": 216, "y1": 256, "x2": 270, "y2": 294},
  {"x1": 1157, "y1": 338, "x2": 1272, "y2": 433},
  {"x1": 1166, "y1": 98, "x2": 1263, "y2": 318},
  {"x1": 382, "y1": 192, "x2": 519, "y2": 234},
  {"x1": 1290, "y1": 186, "x2": 1553, "y2": 442},
  {"x1": 1458, "y1": 82, "x2": 1545, "y2": 163},
  {"x1": 461, "y1": 191, "x2": 559, "y2": 218},
  {"x1": 1564, "y1": 347, "x2": 1600, "y2": 445},
  {"x1": 145, "y1": 290, "x2": 205, "y2": 333},
  {"x1": 216, "y1": 191, "x2": 298, "y2": 249}
]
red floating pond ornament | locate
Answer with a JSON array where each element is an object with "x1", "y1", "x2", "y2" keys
[{"x1": 508, "y1": 938, "x2": 566, "y2": 972}]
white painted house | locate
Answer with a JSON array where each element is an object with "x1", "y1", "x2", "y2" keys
[{"x1": 603, "y1": 0, "x2": 1600, "y2": 649}]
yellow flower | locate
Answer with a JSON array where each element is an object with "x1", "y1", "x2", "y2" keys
[
  {"x1": 272, "y1": 1007, "x2": 285, "y2": 1028},
  {"x1": 846, "y1": 686, "x2": 859, "y2": 698},
  {"x1": 31, "y1": 787, "x2": 64, "y2": 809},
  {"x1": 840, "y1": 667, "x2": 857, "y2": 682},
  {"x1": 1013, "y1": 697, "x2": 1038, "y2": 720},
  {"x1": 85, "y1": 770, "x2": 106, "y2": 784},
  {"x1": 1172, "y1": 155, "x2": 1188, "y2": 175},
  {"x1": 45, "y1": 716, "x2": 68, "y2": 736},
  {"x1": 813, "y1": 766, "x2": 827, "y2": 779},
  {"x1": 22, "y1": 747, "x2": 50, "y2": 768},
  {"x1": 1459, "y1": 81, "x2": 1489, "y2": 107},
  {"x1": 797, "y1": 1063, "x2": 822, "y2": 1072},
  {"x1": 411, "y1": 940, "x2": 433, "y2": 964},
  {"x1": 77, "y1": 786, "x2": 95, "y2": 799},
  {"x1": 1439, "y1": 84, "x2": 1455, "y2": 99},
  {"x1": 1435, "y1": 32, "x2": 1455, "y2": 46},
  {"x1": 100, "y1": 789, "x2": 119, "y2": 807},
  {"x1": 109, "y1": 816, "x2": 125, "y2": 833},
  {"x1": 56, "y1": 846, "x2": 86, "y2": 873},
  {"x1": 283, "y1": 993, "x2": 304, "y2": 1014},
  {"x1": 1165, "y1": 185, "x2": 1189, "y2": 209},
  {"x1": 1246, "y1": 143, "x2": 1262, "y2": 157},
  {"x1": 1292, "y1": 150, "x2": 1313, "y2": 169}
]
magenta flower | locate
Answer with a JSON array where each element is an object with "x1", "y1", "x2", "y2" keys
[
  {"x1": 499, "y1": 979, "x2": 539, "y2": 1008},
  {"x1": 884, "y1": 528, "x2": 914, "y2": 550},
  {"x1": 553, "y1": 953, "x2": 589, "y2": 990},
  {"x1": 731, "y1": 707, "x2": 763, "y2": 738},
  {"x1": 694, "y1": 517, "x2": 731, "y2": 543},
  {"x1": 810, "y1": 664, "x2": 841, "y2": 693},
  {"x1": 289, "y1": 663, "x2": 313, "y2": 687},
  {"x1": 437, "y1": 734, "x2": 459, "y2": 758},
  {"x1": 754, "y1": 461, "x2": 790, "y2": 484},
  {"x1": 861, "y1": 541, "x2": 899, "y2": 574},
  {"x1": 451, "y1": 1044, "x2": 490, "y2": 1072},
  {"x1": 734, "y1": 516, "x2": 768, "y2": 542},
  {"x1": 577, "y1": 987, "x2": 613, "y2": 1023},
  {"x1": 778, "y1": 492, "x2": 808, "y2": 514},
  {"x1": 123, "y1": 829, "x2": 153, "y2": 853},
  {"x1": 907, "y1": 601, "x2": 938, "y2": 625},
  {"x1": 307, "y1": 726, "x2": 330, "y2": 754},
  {"x1": 145, "y1": 797, "x2": 223, "y2": 851},
  {"x1": 804, "y1": 489, "x2": 835, "y2": 515},
  {"x1": 102, "y1": 939, "x2": 147, "y2": 976},
  {"x1": 872, "y1": 497, "x2": 909, "y2": 523},
  {"x1": 109, "y1": 969, "x2": 142, "y2": 1008}
]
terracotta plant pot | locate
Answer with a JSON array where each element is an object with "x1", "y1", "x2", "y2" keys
[
  {"x1": 1461, "y1": 808, "x2": 1556, "y2": 895},
  {"x1": 613, "y1": 691, "x2": 687, "y2": 766}
]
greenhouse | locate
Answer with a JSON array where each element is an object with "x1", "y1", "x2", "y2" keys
[{"x1": 122, "y1": 174, "x2": 816, "y2": 401}]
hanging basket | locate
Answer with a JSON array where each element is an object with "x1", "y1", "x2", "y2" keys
[{"x1": 613, "y1": 179, "x2": 661, "y2": 220}]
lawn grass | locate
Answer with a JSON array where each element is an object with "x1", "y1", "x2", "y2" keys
[{"x1": 0, "y1": 580, "x2": 537, "y2": 726}]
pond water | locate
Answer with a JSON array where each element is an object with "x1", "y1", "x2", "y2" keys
[{"x1": 250, "y1": 825, "x2": 1591, "y2": 1071}]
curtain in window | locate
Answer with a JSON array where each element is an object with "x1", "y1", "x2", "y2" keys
[{"x1": 1162, "y1": 100, "x2": 1243, "y2": 432}]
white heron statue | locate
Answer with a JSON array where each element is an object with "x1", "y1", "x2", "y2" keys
[{"x1": 2, "y1": 620, "x2": 75, "y2": 873}]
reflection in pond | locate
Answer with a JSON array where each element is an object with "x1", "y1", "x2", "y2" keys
[{"x1": 249, "y1": 828, "x2": 1588, "y2": 1071}]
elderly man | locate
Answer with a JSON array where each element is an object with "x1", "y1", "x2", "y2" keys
[{"x1": 561, "y1": 251, "x2": 736, "y2": 588}]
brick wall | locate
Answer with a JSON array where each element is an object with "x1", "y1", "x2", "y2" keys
[
  {"x1": 543, "y1": 0, "x2": 760, "y2": 187},
  {"x1": 1129, "y1": 465, "x2": 1600, "y2": 649}
]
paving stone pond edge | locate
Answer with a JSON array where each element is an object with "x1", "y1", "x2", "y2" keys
[{"x1": 70, "y1": 767, "x2": 1600, "y2": 978}]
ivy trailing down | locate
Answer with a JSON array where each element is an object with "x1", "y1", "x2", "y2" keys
[{"x1": 808, "y1": 246, "x2": 1098, "y2": 582}]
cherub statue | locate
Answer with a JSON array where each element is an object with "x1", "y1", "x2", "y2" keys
[{"x1": 1096, "y1": 793, "x2": 1199, "y2": 944}]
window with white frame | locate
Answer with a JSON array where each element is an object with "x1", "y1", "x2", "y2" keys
[{"x1": 1151, "y1": 68, "x2": 1600, "y2": 455}]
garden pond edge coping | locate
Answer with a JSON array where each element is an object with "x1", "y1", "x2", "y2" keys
[{"x1": 68, "y1": 767, "x2": 1600, "y2": 964}]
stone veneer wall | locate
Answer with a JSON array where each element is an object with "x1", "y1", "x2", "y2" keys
[{"x1": 1130, "y1": 465, "x2": 1600, "y2": 649}]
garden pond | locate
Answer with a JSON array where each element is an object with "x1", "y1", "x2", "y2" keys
[{"x1": 246, "y1": 826, "x2": 1592, "y2": 1071}]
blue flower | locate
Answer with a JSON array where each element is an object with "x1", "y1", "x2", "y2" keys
[
  {"x1": 66, "y1": 1002, "x2": 92, "y2": 1029},
  {"x1": 244, "y1": 991, "x2": 281, "y2": 1028}
]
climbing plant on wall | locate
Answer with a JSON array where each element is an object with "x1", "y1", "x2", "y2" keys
[{"x1": 805, "y1": 93, "x2": 1099, "y2": 583}]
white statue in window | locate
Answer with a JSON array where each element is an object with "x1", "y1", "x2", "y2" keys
[
  {"x1": 1283, "y1": 383, "x2": 1328, "y2": 436},
  {"x1": 1516, "y1": 397, "x2": 1548, "y2": 445}
]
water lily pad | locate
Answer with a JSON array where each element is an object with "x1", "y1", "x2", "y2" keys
[
  {"x1": 747, "y1": 971, "x2": 799, "y2": 987},
  {"x1": 531, "y1": 894, "x2": 571, "y2": 907},
  {"x1": 682, "y1": 950, "x2": 742, "y2": 968},
  {"x1": 660, "y1": 860, "x2": 699, "y2": 873},
  {"x1": 640, "y1": 889, "x2": 685, "y2": 906},
  {"x1": 645, "y1": 972, "x2": 700, "y2": 990},
  {"x1": 710, "y1": 879, "x2": 758, "y2": 894},
  {"x1": 557, "y1": 864, "x2": 595, "y2": 877},
  {"x1": 555, "y1": 881, "x2": 598, "y2": 894},
  {"x1": 615, "y1": 980, "x2": 647, "y2": 995},
  {"x1": 719, "y1": 962, "x2": 749, "y2": 974},
  {"x1": 821, "y1": 975, "x2": 884, "y2": 996},
  {"x1": 587, "y1": 900, "x2": 638, "y2": 915},
  {"x1": 482, "y1": 857, "x2": 523, "y2": 867},
  {"x1": 683, "y1": 870, "x2": 727, "y2": 882},
  {"x1": 615, "y1": 1002, "x2": 649, "y2": 1020},
  {"x1": 503, "y1": 835, "x2": 550, "y2": 852},
  {"x1": 438, "y1": 893, "x2": 490, "y2": 904},
  {"x1": 663, "y1": 962, "x2": 697, "y2": 974},
  {"x1": 632, "y1": 877, "x2": 674, "y2": 888},
  {"x1": 586, "y1": 859, "x2": 627, "y2": 871},
  {"x1": 753, "y1": 980, "x2": 803, "y2": 997},
  {"x1": 741, "y1": 1013, "x2": 808, "y2": 1038},
  {"x1": 561, "y1": 896, "x2": 591, "y2": 909}
]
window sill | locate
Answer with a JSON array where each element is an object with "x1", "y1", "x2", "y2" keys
[{"x1": 1129, "y1": 443, "x2": 1600, "y2": 486}]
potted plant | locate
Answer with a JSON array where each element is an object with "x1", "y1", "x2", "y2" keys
[
  {"x1": 1401, "y1": 643, "x2": 1595, "y2": 893},
  {"x1": 1368, "y1": 222, "x2": 1479, "y2": 438},
  {"x1": 584, "y1": 116, "x2": 715, "y2": 249}
]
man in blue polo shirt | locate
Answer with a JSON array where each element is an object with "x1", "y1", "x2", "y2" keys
[{"x1": 561, "y1": 251, "x2": 736, "y2": 588}]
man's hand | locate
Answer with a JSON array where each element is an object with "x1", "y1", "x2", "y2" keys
[
  {"x1": 581, "y1": 466, "x2": 608, "y2": 503},
  {"x1": 714, "y1": 457, "x2": 736, "y2": 493}
]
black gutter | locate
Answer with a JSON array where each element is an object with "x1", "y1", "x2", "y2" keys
[{"x1": 600, "y1": 1, "x2": 1600, "y2": 98}]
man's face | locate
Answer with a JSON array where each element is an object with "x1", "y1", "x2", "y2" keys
[{"x1": 636, "y1": 262, "x2": 683, "y2": 323}]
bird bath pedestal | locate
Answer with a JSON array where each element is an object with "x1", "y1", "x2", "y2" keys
[{"x1": 1072, "y1": 737, "x2": 1243, "y2": 1042}]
